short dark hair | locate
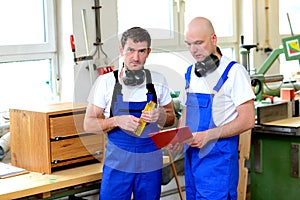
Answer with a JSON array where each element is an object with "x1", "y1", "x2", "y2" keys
[{"x1": 121, "y1": 27, "x2": 151, "y2": 48}]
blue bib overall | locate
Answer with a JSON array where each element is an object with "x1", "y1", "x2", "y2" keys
[
  {"x1": 184, "y1": 61, "x2": 239, "y2": 200},
  {"x1": 100, "y1": 70, "x2": 162, "y2": 200}
]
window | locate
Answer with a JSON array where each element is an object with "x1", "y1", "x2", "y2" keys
[
  {"x1": 182, "y1": 0, "x2": 238, "y2": 58},
  {"x1": 278, "y1": 0, "x2": 300, "y2": 81},
  {"x1": 117, "y1": 0, "x2": 238, "y2": 54},
  {"x1": 279, "y1": 0, "x2": 300, "y2": 35},
  {"x1": 0, "y1": 0, "x2": 57, "y2": 113},
  {"x1": 116, "y1": 0, "x2": 238, "y2": 95},
  {"x1": 184, "y1": 0, "x2": 234, "y2": 38},
  {"x1": 117, "y1": 0, "x2": 178, "y2": 48}
]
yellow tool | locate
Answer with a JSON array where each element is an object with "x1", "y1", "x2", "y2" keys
[{"x1": 134, "y1": 101, "x2": 156, "y2": 136}]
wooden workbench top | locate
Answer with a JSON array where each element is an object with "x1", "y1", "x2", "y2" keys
[
  {"x1": 262, "y1": 116, "x2": 300, "y2": 128},
  {"x1": 0, "y1": 163, "x2": 103, "y2": 199}
]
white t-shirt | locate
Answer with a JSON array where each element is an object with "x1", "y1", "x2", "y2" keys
[
  {"x1": 87, "y1": 69, "x2": 172, "y2": 118},
  {"x1": 185, "y1": 56, "x2": 255, "y2": 126}
]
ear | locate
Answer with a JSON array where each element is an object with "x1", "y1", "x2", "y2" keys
[
  {"x1": 146, "y1": 48, "x2": 152, "y2": 56},
  {"x1": 211, "y1": 34, "x2": 217, "y2": 46},
  {"x1": 119, "y1": 45, "x2": 124, "y2": 56}
]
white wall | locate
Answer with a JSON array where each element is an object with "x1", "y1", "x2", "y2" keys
[{"x1": 57, "y1": 0, "x2": 119, "y2": 102}]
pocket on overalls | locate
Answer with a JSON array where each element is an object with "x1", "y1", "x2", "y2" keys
[{"x1": 186, "y1": 93, "x2": 212, "y2": 132}]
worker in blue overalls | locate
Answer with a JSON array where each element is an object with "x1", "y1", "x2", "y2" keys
[
  {"x1": 172, "y1": 17, "x2": 256, "y2": 199},
  {"x1": 84, "y1": 27, "x2": 175, "y2": 200}
]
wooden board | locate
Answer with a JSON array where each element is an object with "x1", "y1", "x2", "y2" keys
[
  {"x1": 256, "y1": 102, "x2": 290, "y2": 124},
  {"x1": 0, "y1": 163, "x2": 29, "y2": 179},
  {"x1": 262, "y1": 116, "x2": 300, "y2": 128},
  {"x1": 237, "y1": 130, "x2": 252, "y2": 200},
  {"x1": 0, "y1": 163, "x2": 103, "y2": 199}
]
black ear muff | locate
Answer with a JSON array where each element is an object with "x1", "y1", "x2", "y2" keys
[
  {"x1": 194, "y1": 54, "x2": 220, "y2": 77},
  {"x1": 123, "y1": 69, "x2": 145, "y2": 86}
]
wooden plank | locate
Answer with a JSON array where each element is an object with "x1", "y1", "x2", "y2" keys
[
  {"x1": 262, "y1": 116, "x2": 300, "y2": 128},
  {"x1": 0, "y1": 163, "x2": 103, "y2": 199},
  {"x1": 10, "y1": 109, "x2": 52, "y2": 174},
  {"x1": 50, "y1": 113, "x2": 86, "y2": 138},
  {"x1": 51, "y1": 134, "x2": 104, "y2": 162},
  {"x1": 10, "y1": 102, "x2": 87, "y2": 114},
  {"x1": 257, "y1": 102, "x2": 290, "y2": 124},
  {"x1": 238, "y1": 130, "x2": 252, "y2": 200}
]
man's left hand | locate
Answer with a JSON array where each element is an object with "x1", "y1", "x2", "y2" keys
[
  {"x1": 190, "y1": 131, "x2": 209, "y2": 148},
  {"x1": 140, "y1": 108, "x2": 160, "y2": 123}
]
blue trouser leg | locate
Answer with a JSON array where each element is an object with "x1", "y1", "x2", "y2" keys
[
  {"x1": 100, "y1": 165, "x2": 162, "y2": 200},
  {"x1": 133, "y1": 169, "x2": 162, "y2": 200},
  {"x1": 100, "y1": 165, "x2": 133, "y2": 200},
  {"x1": 185, "y1": 148, "x2": 196, "y2": 199}
]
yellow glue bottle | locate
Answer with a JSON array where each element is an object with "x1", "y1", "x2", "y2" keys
[{"x1": 134, "y1": 101, "x2": 156, "y2": 136}]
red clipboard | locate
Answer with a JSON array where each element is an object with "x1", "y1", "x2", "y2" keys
[{"x1": 148, "y1": 126, "x2": 193, "y2": 149}]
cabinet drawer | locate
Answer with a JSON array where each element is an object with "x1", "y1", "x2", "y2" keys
[
  {"x1": 51, "y1": 133, "x2": 103, "y2": 163},
  {"x1": 50, "y1": 113, "x2": 85, "y2": 139}
]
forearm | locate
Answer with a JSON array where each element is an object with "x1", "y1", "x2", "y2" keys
[
  {"x1": 206, "y1": 100, "x2": 255, "y2": 141},
  {"x1": 157, "y1": 106, "x2": 175, "y2": 127},
  {"x1": 206, "y1": 118, "x2": 254, "y2": 141},
  {"x1": 84, "y1": 116, "x2": 117, "y2": 134}
]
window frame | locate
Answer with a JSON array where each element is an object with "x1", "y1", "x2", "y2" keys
[
  {"x1": 0, "y1": 0, "x2": 59, "y2": 110},
  {"x1": 178, "y1": 0, "x2": 239, "y2": 58},
  {"x1": 0, "y1": 0, "x2": 56, "y2": 57},
  {"x1": 116, "y1": 0, "x2": 239, "y2": 58}
]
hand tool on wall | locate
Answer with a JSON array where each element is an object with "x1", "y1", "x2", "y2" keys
[
  {"x1": 70, "y1": 34, "x2": 93, "y2": 64},
  {"x1": 70, "y1": 35, "x2": 77, "y2": 64},
  {"x1": 81, "y1": 9, "x2": 96, "y2": 83},
  {"x1": 92, "y1": 0, "x2": 113, "y2": 71}
]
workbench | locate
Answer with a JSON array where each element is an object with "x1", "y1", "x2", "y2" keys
[
  {"x1": 0, "y1": 163, "x2": 103, "y2": 199},
  {"x1": 250, "y1": 116, "x2": 300, "y2": 200}
]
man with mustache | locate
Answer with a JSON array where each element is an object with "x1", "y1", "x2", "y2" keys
[{"x1": 84, "y1": 27, "x2": 175, "y2": 200}]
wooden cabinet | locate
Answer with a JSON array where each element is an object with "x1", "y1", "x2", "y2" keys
[{"x1": 10, "y1": 102, "x2": 104, "y2": 174}]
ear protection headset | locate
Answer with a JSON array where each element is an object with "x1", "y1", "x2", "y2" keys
[
  {"x1": 122, "y1": 68, "x2": 145, "y2": 86},
  {"x1": 194, "y1": 54, "x2": 220, "y2": 77}
]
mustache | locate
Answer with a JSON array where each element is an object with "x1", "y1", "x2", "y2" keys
[{"x1": 129, "y1": 60, "x2": 141, "y2": 64}]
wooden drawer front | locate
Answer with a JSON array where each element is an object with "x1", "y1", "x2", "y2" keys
[
  {"x1": 50, "y1": 113, "x2": 85, "y2": 139},
  {"x1": 51, "y1": 133, "x2": 103, "y2": 163}
]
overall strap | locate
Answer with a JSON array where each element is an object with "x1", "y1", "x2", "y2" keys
[
  {"x1": 185, "y1": 65, "x2": 193, "y2": 90},
  {"x1": 110, "y1": 69, "x2": 158, "y2": 117},
  {"x1": 110, "y1": 70, "x2": 121, "y2": 117},
  {"x1": 213, "y1": 61, "x2": 237, "y2": 92},
  {"x1": 144, "y1": 69, "x2": 157, "y2": 104}
]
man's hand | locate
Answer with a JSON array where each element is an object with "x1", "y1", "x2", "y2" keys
[
  {"x1": 190, "y1": 131, "x2": 209, "y2": 148},
  {"x1": 140, "y1": 108, "x2": 160, "y2": 123},
  {"x1": 114, "y1": 115, "x2": 140, "y2": 132},
  {"x1": 167, "y1": 142, "x2": 184, "y2": 152}
]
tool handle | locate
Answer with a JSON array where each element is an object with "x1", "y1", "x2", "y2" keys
[
  {"x1": 168, "y1": 150, "x2": 184, "y2": 200},
  {"x1": 70, "y1": 35, "x2": 76, "y2": 52}
]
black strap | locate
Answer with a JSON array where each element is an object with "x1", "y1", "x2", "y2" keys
[
  {"x1": 144, "y1": 69, "x2": 157, "y2": 104},
  {"x1": 110, "y1": 70, "x2": 121, "y2": 117},
  {"x1": 110, "y1": 69, "x2": 157, "y2": 117}
]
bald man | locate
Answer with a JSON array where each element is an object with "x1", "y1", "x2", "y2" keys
[{"x1": 181, "y1": 17, "x2": 255, "y2": 199}]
